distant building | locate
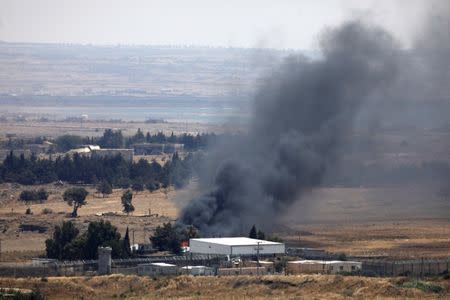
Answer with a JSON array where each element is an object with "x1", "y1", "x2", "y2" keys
[
  {"x1": 82, "y1": 145, "x2": 101, "y2": 151},
  {"x1": 189, "y1": 237, "x2": 285, "y2": 256},
  {"x1": 181, "y1": 266, "x2": 214, "y2": 276},
  {"x1": 286, "y1": 260, "x2": 362, "y2": 275},
  {"x1": 217, "y1": 267, "x2": 269, "y2": 276},
  {"x1": 133, "y1": 143, "x2": 183, "y2": 155},
  {"x1": 67, "y1": 147, "x2": 91, "y2": 156},
  {"x1": 91, "y1": 149, "x2": 133, "y2": 161},
  {"x1": 66, "y1": 146, "x2": 133, "y2": 161},
  {"x1": 27, "y1": 141, "x2": 54, "y2": 154},
  {"x1": 286, "y1": 247, "x2": 329, "y2": 259},
  {"x1": 137, "y1": 262, "x2": 178, "y2": 276}
]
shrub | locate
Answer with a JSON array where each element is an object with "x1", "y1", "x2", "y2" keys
[
  {"x1": 42, "y1": 208, "x2": 53, "y2": 214},
  {"x1": 146, "y1": 181, "x2": 159, "y2": 192},
  {"x1": 19, "y1": 189, "x2": 48, "y2": 202},
  {"x1": 337, "y1": 253, "x2": 347, "y2": 261},
  {"x1": 401, "y1": 280, "x2": 444, "y2": 294},
  {"x1": 25, "y1": 207, "x2": 33, "y2": 215},
  {"x1": 37, "y1": 188, "x2": 49, "y2": 201},
  {"x1": 131, "y1": 181, "x2": 144, "y2": 193},
  {"x1": 20, "y1": 190, "x2": 38, "y2": 202},
  {"x1": 115, "y1": 177, "x2": 131, "y2": 189}
]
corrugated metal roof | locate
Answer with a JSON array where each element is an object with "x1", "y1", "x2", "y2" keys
[{"x1": 190, "y1": 237, "x2": 283, "y2": 246}]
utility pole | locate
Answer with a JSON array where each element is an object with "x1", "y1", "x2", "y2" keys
[{"x1": 256, "y1": 241, "x2": 260, "y2": 276}]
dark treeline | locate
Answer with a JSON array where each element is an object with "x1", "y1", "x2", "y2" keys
[
  {"x1": 1, "y1": 129, "x2": 218, "y2": 152},
  {"x1": 0, "y1": 151, "x2": 199, "y2": 188},
  {"x1": 46, "y1": 220, "x2": 132, "y2": 260},
  {"x1": 1, "y1": 149, "x2": 450, "y2": 189}
]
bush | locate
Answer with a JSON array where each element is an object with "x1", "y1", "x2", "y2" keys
[
  {"x1": 25, "y1": 207, "x2": 33, "y2": 215},
  {"x1": 42, "y1": 208, "x2": 53, "y2": 214},
  {"x1": 115, "y1": 177, "x2": 131, "y2": 189},
  {"x1": 37, "y1": 188, "x2": 49, "y2": 201},
  {"x1": 19, "y1": 188, "x2": 48, "y2": 202},
  {"x1": 97, "y1": 181, "x2": 113, "y2": 197},
  {"x1": 337, "y1": 253, "x2": 347, "y2": 261},
  {"x1": 131, "y1": 181, "x2": 144, "y2": 193},
  {"x1": 146, "y1": 181, "x2": 159, "y2": 192},
  {"x1": 20, "y1": 190, "x2": 38, "y2": 202},
  {"x1": 401, "y1": 280, "x2": 444, "y2": 294}
]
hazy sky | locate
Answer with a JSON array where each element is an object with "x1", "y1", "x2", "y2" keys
[{"x1": 0, "y1": 0, "x2": 427, "y2": 49}]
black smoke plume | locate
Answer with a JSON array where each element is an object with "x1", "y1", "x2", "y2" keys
[{"x1": 179, "y1": 21, "x2": 401, "y2": 235}]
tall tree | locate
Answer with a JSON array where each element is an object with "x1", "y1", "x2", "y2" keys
[
  {"x1": 45, "y1": 221, "x2": 80, "y2": 260},
  {"x1": 257, "y1": 230, "x2": 265, "y2": 240},
  {"x1": 150, "y1": 222, "x2": 181, "y2": 254},
  {"x1": 63, "y1": 187, "x2": 88, "y2": 217},
  {"x1": 123, "y1": 227, "x2": 132, "y2": 257},
  {"x1": 121, "y1": 190, "x2": 135, "y2": 215},
  {"x1": 97, "y1": 181, "x2": 113, "y2": 198},
  {"x1": 249, "y1": 224, "x2": 257, "y2": 239}
]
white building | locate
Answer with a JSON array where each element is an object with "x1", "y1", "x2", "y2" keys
[
  {"x1": 189, "y1": 237, "x2": 285, "y2": 256},
  {"x1": 287, "y1": 260, "x2": 362, "y2": 274},
  {"x1": 181, "y1": 266, "x2": 214, "y2": 276},
  {"x1": 137, "y1": 262, "x2": 178, "y2": 276}
]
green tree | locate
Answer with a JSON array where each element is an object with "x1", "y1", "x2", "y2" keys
[
  {"x1": 19, "y1": 190, "x2": 38, "y2": 202},
  {"x1": 123, "y1": 227, "x2": 132, "y2": 257},
  {"x1": 257, "y1": 230, "x2": 265, "y2": 240},
  {"x1": 150, "y1": 222, "x2": 181, "y2": 254},
  {"x1": 83, "y1": 220, "x2": 123, "y2": 259},
  {"x1": 45, "y1": 221, "x2": 80, "y2": 260},
  {"x1": 55, "y1": 135, "x2": 83, "y2": 152},
  {"x1": 63, "y1": 187, "x2": 88, "y2": 217},
  {"x1": 146, "y1": 181, "x2": 159, "y2": 192},
  {"x1": 121, "y1": 190, "x2": 135, "y2": 215},
  {"x1": 131, "y1": 181, "x2": 144, "y2": 194},
  {"x1": 98, "y1": 129, "x2": 123, "y2": 148},
  {"x1": 249, "y1": 224, "x2": 257, "y2": 239},
  {"x1": 45, "y1": 220, "x2": 129, "y2": 260},
  {"x1": 37, "y1": 188, "x2": 49, "y2": 202},
  {"x1": 97, "y1": 181, "x2": 113, "y2": 198}
]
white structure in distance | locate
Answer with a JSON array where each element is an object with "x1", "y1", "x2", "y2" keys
[{"x1": 189, "y1": 237, "x2": 285, "y2": 256}]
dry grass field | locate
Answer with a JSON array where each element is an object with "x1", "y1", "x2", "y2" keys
[
  {"x1": 0, "y1": 182, "x2": 449, "y2": 262},
  {"x1": 281, "y1": 187, "x2": 450, "y2": 259},
  {"x1": 0, "y1": 274, "x2": 449, "y2": 299},
  {"x1": 0, "y1": 183, "x2": 179, "y2": 260},
  {"x1": 282, "y1": 219, "x2": 450, "y2": 259}
]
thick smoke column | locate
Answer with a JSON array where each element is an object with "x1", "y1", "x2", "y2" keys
[{"x1": 179, "y1": 21, "x2": 401, "y2": 235}]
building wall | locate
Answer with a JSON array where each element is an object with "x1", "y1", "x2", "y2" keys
[
  {"x1": 190, "y1": 240, "x2": 285, "y2": 256},
  {"x1": 287, "y1": 261, "x2": 362, "y2": 275},
  {"x1": 189, "y1": 240, "x2": 231, "y2": 255},
  {"x1": 217, "y1": 267, "x2": 269, "y2": 276},
  {"x1": 92, "y1": 149, "x2": 134, "y2": 161},
  {"x1": 137, "y1": 265, "x2": 178, "y2": 276},
  {"x1": 230, "y1": 244, "x2": 285, "y2": 256}
]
